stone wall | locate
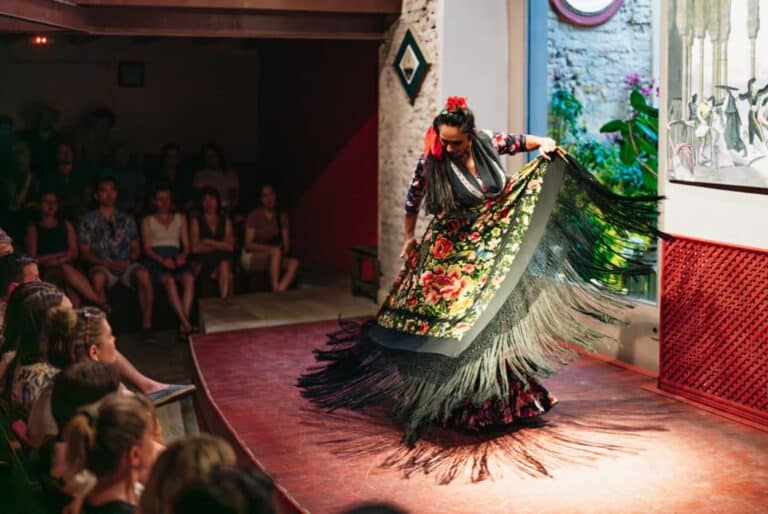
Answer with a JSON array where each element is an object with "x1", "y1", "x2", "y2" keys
[
  {"x1": 378, "y1": 0, "x2": 440, "y2": 298},
  {"x1": 547, "y1": 0, "x2": 655, "y2": 133}
]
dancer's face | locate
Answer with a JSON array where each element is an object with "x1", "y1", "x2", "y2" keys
[{"x1": 439, "y1": 125, "x2": 470, "y2": 158}]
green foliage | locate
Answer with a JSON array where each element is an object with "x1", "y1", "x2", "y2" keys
[
  {"x1": 548, "y1": 86, "x2": 659, "y2": 296},
  {"x1": 599, "y1": 86, "x2": 659, "y2": 193}
]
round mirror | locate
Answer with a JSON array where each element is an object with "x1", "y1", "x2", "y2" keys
[{"x1": 550, "y1": 0, "x2": 624, "y2": 27}]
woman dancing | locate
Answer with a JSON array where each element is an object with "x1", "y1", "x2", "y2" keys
[{"x1": 299, "y1": 96, "x2": 662, "y2": 445}]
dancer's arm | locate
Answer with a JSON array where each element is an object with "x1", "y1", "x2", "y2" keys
[
  {"x1": 401, "y1": 157, "x2": 426, "y2": 258},
  {"x1": 486, "y1": 130, "x2": 560, "y2": 160},
  {"x1": 401, "y1": 214, "x2": 418, "y2": 258}
]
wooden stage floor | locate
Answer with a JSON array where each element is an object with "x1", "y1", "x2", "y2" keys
[{"x1": 190, "y1": 320, "x2": 768, "y2": 514}]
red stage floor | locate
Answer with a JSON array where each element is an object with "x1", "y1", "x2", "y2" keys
[{"x1": 191, "y1": 320, "x2": 768, "y2": 514}]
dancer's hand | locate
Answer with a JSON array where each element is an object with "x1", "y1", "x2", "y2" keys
[
  {"x1": 527, "y1": 135, "x2": 564, "y2": 160},
  {"x1": 537, "y1": 137, "x2": 563, "y2": 160},
  {"x1": 400, "y1": 236, "x2": 418, "y2": 259}
]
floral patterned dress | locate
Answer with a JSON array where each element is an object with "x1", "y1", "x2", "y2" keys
[
  {"x1": 383, "y1": 130, "x2": 556, "y2": 431},
  {"x1": 300, "y1": 130, "x2": 662, "y2": 445}
]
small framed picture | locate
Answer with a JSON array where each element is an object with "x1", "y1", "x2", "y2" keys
[{"x1": 118, "y1": 61, "x2": 145, "y2": 88}]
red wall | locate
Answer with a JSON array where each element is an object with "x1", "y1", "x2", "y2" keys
[{"x1": 257, "y1": 40, "x2": 379, "y2": 272}]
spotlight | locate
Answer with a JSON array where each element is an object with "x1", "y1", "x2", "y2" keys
[{"x1": 32, "y1": 35, "x2": 50, "y2": 45}]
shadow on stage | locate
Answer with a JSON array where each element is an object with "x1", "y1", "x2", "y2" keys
[{"x1": 299, "y1": 396, "x2": 679, "y2": 484}]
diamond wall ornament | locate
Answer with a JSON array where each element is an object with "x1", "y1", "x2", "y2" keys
[{"x1": 393, "y1": 28, "x2": 430, "y2": 104}]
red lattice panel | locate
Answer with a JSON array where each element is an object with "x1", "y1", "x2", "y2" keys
[{"x1": 660, "y1": 236, "x2": 768, "y2": 427}]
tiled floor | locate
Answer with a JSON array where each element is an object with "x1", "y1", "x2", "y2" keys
[{"x1": 192, "y1": 320, "x2": 768, "y2": 514}]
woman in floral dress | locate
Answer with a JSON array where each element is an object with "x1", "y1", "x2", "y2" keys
[{"x1": 300, "y1": 97, "x2": 662, "y2": 445}]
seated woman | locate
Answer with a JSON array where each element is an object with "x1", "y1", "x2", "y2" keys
[
  {"x1": 190, "y1": 187, "x2": 235, "y2": 298},
  {"x1": 40, "y1": 361, "x2": 121, "y2": 511},
  {"x1": 0, "y1": 282, "x2": 194, "y2": 418},
  {"x1": 2, "y1": 282, "x2": 70, "y2": 418},
  {"x1": 62, "y1": 393, "x2": 161, "y2": 514},
  {"x1": 24, "y1": 189, "x2": 107, "y2": 309},
  {"x1": 142, "y1": 184, "x2": 195, "y2": 337},
  {"x1": 241, "y1": 184, "x2": 299, "y2": 293},
  {"x1": 28, "y1": 306, "x2": 123, "y2": 446}
]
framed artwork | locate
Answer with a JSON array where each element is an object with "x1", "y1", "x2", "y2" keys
[
  {"x1": 666, "y1": 0, "x2": 768, "y2": 194},
  {"x1": 393, "y1": 28, "x2": 430, "y2": 105},
  {"x1": 550, "y1": 0, "x2": 624, "y2": 27},
  {"x1": 118, "y1": 61, "x2": 145, "y2": 88}
]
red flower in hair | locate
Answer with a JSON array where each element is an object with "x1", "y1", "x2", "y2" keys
[
  {"x1": 445, "y1": 96, "x2": 468, "y2": 112},
  {"x1": 423, "y1": 126, "x2": 443, "y2": 160}
]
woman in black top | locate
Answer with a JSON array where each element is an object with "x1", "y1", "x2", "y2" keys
[
  {"x1": 24, "y1": 190, "x2": 107, "y2": 309},
  {"x1": 190, "y1": 187, "x2": 235, "y2": 298}
]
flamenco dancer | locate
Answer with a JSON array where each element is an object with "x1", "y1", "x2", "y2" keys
[{"x1": 299, "y1": 96, "x2": 663, "y2": 446}]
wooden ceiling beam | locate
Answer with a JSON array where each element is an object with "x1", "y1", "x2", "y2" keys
[
  {"x1": 74, "y1": 0, "x2": 401, "y2": 15},
  {"x1": 0, "y1": 15, "x2": 66, "y2": 33},
  {"x1": 0, "y1": 0, "x2": 88, "y2": 31},
  {"x1": 0, "y1": 0, "x2": 396, "y2": 39},
  {"x1": 84, "y1": 8, "x2": 390, "y2": 39}
]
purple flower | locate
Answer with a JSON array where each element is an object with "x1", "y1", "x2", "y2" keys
[{"x1": 625, "y1": 72, "x2": 642, "y2": 88}]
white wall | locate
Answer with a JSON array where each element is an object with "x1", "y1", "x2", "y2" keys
[
  {"x1": 440, "y1": 0, "x2": 509, "y2": 133},
  {"x1": 661, "y1": 183, "x2": 768, "y2": 249}
]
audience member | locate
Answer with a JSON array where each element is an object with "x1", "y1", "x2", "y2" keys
[
  {"x1": 79, "y1": 107, "x2": 116, "y2": 180},
  {"x1": 139, "y1": 434, "x2": 237, "y2": 514},
  {"x1": 19, "y1": 103, "x2": 60, "y2": 177},
  {"x1": 63, "y1": 393, "x2": 160, "y2": 514},
  {"x1": 0, "y1": 140, "x2": 38, "y2": 239},
  {"x1": 41, "y1": 362, "x2": 122, "y2": 514},
  {"x1": 1, "y1": 281, "x2": 193, "y2": 412},
  {"x1": 103, "y1": 144, "x2": 146, "y2": 216},
  {"x1": 50, "y1": 361, "x2": 121, "y2": 440},
  {"x1": 142, "y1": 184, "x2": 195, "y2": 338},
  {"x1": 172, "y1": 465, "x2": 277, "y2": 514},
  {"x1": 149, "y1": 144, "x2": 193, "y2": 213},
  {"x1": 28, "y1": 306, "x2": 122, "y2": 447},
  {"x1": 0, "y1": 226, "x2": 15, "y2": 298},
  {"x1": 78, "y1": 177, "x2": 154, "y2": 337},
  {"x1": 0, "y1": 282, "x2": 59, "y2": 390},
  {"x1": 25, "y1": 190, "x2": 106, "y2": 308},
  {"x1": 193, "y1": 144, "x2": 239, "y2": 212},
  {"x1": 190, "y1": 186, "x2": 235, "y2": 298},
  {"x1": 45, "y1": 306, "x2": 119, "y2": 373},
  {"x1": 1, "y1": 282, "x2": 69, "y2": 417},
  {"x1": 12, "y1": 254, "x2": 40, "y2": 285},
  {"x1": 27, "y1": 358, "x2": 120, "y2": 449},
  {"x1": 41, "y1": 141, "x2": 92, "y2": 222},
  {"x1": 45, "y1": 362, "x2": 121, "y2": 505},
  {"x1": 242, "y1": 184, "x2": 299, "y2": 292}
]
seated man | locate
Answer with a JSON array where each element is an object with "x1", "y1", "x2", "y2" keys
[{"x1": 78, "y1": 177, "x2": 155, "y2": 339}]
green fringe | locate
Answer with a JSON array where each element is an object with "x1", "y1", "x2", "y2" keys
[{"x1": 299, "y1": 154, "x2": 665, "y2": 446}]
